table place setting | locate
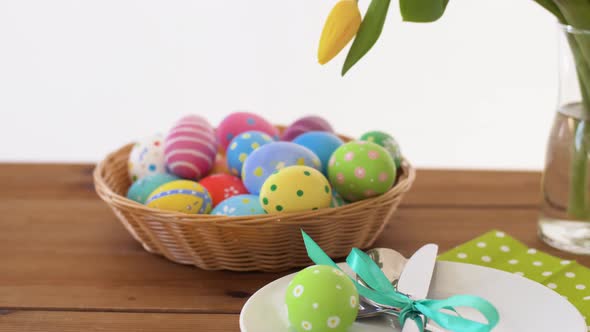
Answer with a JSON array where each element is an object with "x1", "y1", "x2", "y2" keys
[{"x1": 240, "y1": 231, "x2": 587, "y2": 332}]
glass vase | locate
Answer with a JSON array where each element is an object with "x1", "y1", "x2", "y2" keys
[{"x1": 539, "y1": 24, "x2": 590, "y2": 254}]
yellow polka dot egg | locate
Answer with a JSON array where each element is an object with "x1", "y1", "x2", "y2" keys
[
  {"x1": 146, "y1": 180, "x2": 213, "y2": 214},
  {"x1": 285, "y1": 265, "x2": 359, "y2": 332},
  {"x1": 260, "y1": 166, "x2": 331, "y2": 214},
  {"x1": 242, "y1": 142, "x2": 322, "y2": 195}
]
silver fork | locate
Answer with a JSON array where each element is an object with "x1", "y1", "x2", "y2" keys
[
  {"x1": 358, "y1": 296, "x2": 400, "y2": 318},
  {"x1": 358, "y1": 297, "x2": 444, "y2": 332},
  {"x1": 355, "y1": 248, "x2": 444, "y2": 331},
  {"x1": 355, "y1": 247, "x2": 407, "y2": 319}
]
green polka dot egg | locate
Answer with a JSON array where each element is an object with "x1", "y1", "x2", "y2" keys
[
  {"x1": 260, "y1": 166, "x2": 331, "y2": 214},
  {"x1": 285, "y1": 265, "x2": 359, "y2": 332},
  {"x1": 328, "y1": 141, "x2": 396, "y2": 202},
  {"x1": 360, "y1": 131, "x2": 402, "y2": 168}
]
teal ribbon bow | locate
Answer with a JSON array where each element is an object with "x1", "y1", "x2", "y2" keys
[{"x1": 301, "y1": 230, "x2": 500, "y2": 332}]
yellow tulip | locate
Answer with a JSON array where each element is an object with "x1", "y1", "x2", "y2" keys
[{"x1": 318, "y1": 0, "x2": 362, "y2": 65}]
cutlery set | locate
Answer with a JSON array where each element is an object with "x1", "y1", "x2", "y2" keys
[{"x1": 356, "y1": 244, "x2": 443, "y2": 332}]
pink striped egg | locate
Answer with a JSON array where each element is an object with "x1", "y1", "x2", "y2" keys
[{"x1": 164, "y1": 115, "x2": 217, "y2": 180}]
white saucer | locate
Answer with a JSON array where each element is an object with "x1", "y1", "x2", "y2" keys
[{"x1": 240, "y1": 261, "x2": 586, "y2": 332}]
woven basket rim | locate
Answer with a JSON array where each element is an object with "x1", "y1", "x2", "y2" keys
[{"x1": 94, "y1": 142, "x2": 416, "y2": 227}]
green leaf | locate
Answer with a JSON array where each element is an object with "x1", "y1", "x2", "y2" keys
[
  {"x1": 554, "y1": 0, "x2": 590, "y2": 29},
  {"x1": 533, "y1": 0, "x2": 565, "y2": 22},
  {"x1": 341, "y1": 0, "x2": 391, "y2": 76},
  {"x1": 399, "y1": 0, "x2": 449, "y2": 23}
]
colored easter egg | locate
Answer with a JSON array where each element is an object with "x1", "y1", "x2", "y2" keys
[
  {"x1": 330, "y1": 191, "x2": 348, "y2": 208},
  {"x1": 128, "y1": 134, "x2": 166, "y2": 181},
  {"x1": 199, "y1": 174, "x2": 249, "y2": 207},
  {"x1": 211, "y1": 194, "x2": 265, "y2": 216},
  {"x1": 126, "y1": 173, "x2": 179, "y2": 204},
  {"x1": 285, "y1": 265, "x2": 359, "y2": 332},
  {"x1": 282, "y1": 116, "x2": 333, "y2": 141},
  {"x1": 226, "y1": 131, "x2": 274, "y2": 177},
  {"x1": 146, "y1": 180, "x2": 213, "y2": 214},
  {"x1": 210, "y1": 154, "x2": 229, "y2": 174},
  {"x1": 293, "y1": 131, "x2": 343, "y2": 175},
  {"x1": 164, "y1": 115, "x2": 217, "y2": 180},
  {"x1": 260, "y1": 166, "x2": 331, "y2": 214},
  {"x1": 242, "y1": 142, "x2": 322, "y2": 195},
  {"x1": 328, "y1": 141, "x2": 396, "y2": 202},
  {"x1": 359, "y1": 130, "x2": 402, "y2": 168},
  {"x1": 216, "y1": 112, "x2": 279, "y2": 151}
]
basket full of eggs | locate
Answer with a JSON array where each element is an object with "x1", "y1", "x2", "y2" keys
[{"x1": 94, "y1": 112, "x2": 415, "y2": 271}]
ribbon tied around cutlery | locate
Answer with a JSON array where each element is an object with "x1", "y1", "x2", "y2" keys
[{"x1": 301, "y1": 230, "x2": 499, "y2": 332}]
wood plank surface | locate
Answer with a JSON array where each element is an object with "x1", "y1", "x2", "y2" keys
[
  {"x1": 0, "y1": 311, "x2": 238, "y2": 332},
  {"x1": 0, "y1": 163, "x2": 541, "y2": 207},
  {"x1": 0, "y1": 196, "x2": 586, "y2": 314},
  {"x1": 0, "y1": 163, "x2": 583, "y2": 332},
  {"x1": 404, "y1": 168, "x2": 541, "y2": 208}
]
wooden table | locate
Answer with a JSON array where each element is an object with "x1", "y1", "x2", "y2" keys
[{"x1": 1, "y1": 164, "x2": 588, "y2": 331}]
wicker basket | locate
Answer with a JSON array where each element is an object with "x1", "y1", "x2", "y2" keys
[{"x1": 94, "y1": 138, "x2": 415, "y2": 272}]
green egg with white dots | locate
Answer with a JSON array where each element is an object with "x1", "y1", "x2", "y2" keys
[
  {"x1": 285, "y1": 265, "x2": 359, "y2": 332},
  {"x1": 259, "y1": 166, "x2": 331, "y2": 214}
]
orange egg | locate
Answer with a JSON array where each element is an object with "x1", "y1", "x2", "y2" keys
[{"x1": 211, "y1": 154, "x2": 229, "y2": 174}]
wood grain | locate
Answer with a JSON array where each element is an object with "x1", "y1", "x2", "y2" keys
[
  {"x1": 0, "y1": 164, "x2": 96, "y2": 200},
  {"x1": 0, "y1": 311, "x2": 238, "y2": 332},
  {"x1": 0, "y1": 163, "x2": 541, "y2": 207},
  {"x1": 405, "y1": 168, "x2": 541, "y2": 208},
  {"x1": 0, "y1": 195, "x2": 586, "y2": 314},
  {"x1": 0, "y1": 163, "x2": 579, "y2": 332}
]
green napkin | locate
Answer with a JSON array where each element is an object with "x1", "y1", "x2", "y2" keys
[{"x1": 438, "y1": 230, "x2": 590, "y2": 324}]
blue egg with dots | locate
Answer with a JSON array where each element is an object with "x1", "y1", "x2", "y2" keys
[
  {"x1": 293, "y1": 131, "x2": 343, "y2": 175},
  {"x1": 226, "y1": 131, "x2": 275, "y2": 177},
  {"x1": 211, "y1": 194, "x2": 265, "y2": 216},
  {"x1": 241, "y1": 142, "x2": 322, "y2": 195}
]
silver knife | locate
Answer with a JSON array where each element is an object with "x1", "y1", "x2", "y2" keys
[{"x1": 397, "y1": 244, "x2": 439, "y2": 332}]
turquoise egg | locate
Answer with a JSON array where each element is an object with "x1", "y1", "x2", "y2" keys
[
  {"x1": 242, "y1": 142, "x2": 322, "y2": 194},
  {"x1": 293, "y1": 131, "x2": 343, "y2": 175},
  {"x1": 226, "y1": 131, "x2": 275, "y2": 177},
  {"x1": 211, "y1": 194, "x2": 265, "y2": 216},
  {"x1": 126, "y1": 173, "x2": 179, "y2": 204}
]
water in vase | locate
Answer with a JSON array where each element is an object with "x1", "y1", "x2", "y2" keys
[{"x1": 539, "y1": 102, "x2": 590, "y2": 254}]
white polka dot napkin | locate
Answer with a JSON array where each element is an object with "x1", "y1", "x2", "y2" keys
[{"x1": 438, "y1": 230, "x2": 590, "y2": 323}]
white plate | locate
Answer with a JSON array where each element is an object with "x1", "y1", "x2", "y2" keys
[{"x1": 240, "y1": 261, "x2": 586, "y2": 332}]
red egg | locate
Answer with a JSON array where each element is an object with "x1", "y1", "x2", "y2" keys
[{"x1": 199, "y1": 174, "x2": 249, "y2": 207}]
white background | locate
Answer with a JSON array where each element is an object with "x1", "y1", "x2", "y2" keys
[{"x1": 0, "y1": 0, "x2": 559, "y2": 169}]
